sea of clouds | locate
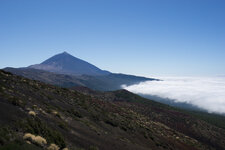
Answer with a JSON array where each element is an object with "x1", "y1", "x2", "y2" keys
[{"x1": 122, "y1": 76, "x2": 225, "y2": 114}]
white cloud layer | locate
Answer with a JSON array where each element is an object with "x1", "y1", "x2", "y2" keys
[{"x1": 122, "y1": 77, "x2": 225, "y2": 114}]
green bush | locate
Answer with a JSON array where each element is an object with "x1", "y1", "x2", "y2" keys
[
  {"x1": 0, "y1": 127, "x2": 11, "y2": 145},
  {"x1": 89, "y1": 145, "x2": 99, "y2": 150},
  {"x1": 0, "y1": 142, "x2": 42, "y2": 150}
]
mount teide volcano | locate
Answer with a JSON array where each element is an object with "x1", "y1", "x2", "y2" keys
[
  {"x1": 28, "y1": 52, "x2": 110, "y2": 76},
  {"x1": 4, "y1": 52, "x2": 156, "y2": 91}
]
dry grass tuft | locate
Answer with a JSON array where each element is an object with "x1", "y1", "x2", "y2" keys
[
  {"x1": 23, "y1": 133, "x2": 35, "y2": 140},
  {"x1": 23, "y1": 133, "x2": 47, "y2": 147},
  {"x1": 28, "y1": 111, "x2": 36, "y2": 116},
  {"x1": 52, "y1": 110, "x2": 58, "y2": 115},
  {"x1": 35, "y1": 135, "x2": 47, "y2": 146},
  {"x1": 47, "y1": 143, "x2": 60, "y2": 150}
]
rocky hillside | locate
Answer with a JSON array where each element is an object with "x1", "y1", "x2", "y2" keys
[{"x1": 0, "y1": 70, "x2": 225, "y2": 150}]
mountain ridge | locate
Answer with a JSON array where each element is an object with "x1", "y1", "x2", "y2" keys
[
  {"x1": 4, "y1": 67, "x2": 156, "y2": 91},
  {"x1": 4, "y1": 52, "x2": 156, "y2": 91}
]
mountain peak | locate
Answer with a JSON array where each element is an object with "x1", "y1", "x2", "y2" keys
[
  {"x1": 61, "y1": 51, "x2": 70, "y2": 55},
  {"x1": 28, "y1": 52, "x2": 110, "y2": 76}
]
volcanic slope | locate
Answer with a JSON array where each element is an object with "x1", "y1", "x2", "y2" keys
[{"x1": 0, "y1": 70, "x2": 225, "y2": 150}]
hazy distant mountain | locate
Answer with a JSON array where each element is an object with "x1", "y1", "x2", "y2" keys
[
  {"x1": 29, "y1": 52, "x2": 110, "y2": 76},
  {"x1": 4, "y1": 52, "x2": 156, "y2": 91}
]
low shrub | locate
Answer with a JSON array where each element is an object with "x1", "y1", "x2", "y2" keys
[
  {"x1": 89, "y1": 145, "x2": 99, "y2": 150},
  {"x1": 0, "y1": 127, "x2": 11, "y2": 145},
  {"x1": 47, "y1": 143, "x2": 60, "y2": 150},
  {"x1": 34, "y1": 136, "x2": 47, "y2": 146},
  {"x1": 28, "y1": 111, "x2": 36, "y2": 116},
  {"x1": 23, "y1": 133, "x2": 47, "y2": 147}
]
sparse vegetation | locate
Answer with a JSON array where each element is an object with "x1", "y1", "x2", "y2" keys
[
  {"x1": 1, "y1": 70, "x2": 225, "y2": 150},
  {"x1": 0, "y1": 127, "x2": 11, "y2": 145},
  {"x1": 18, "y1": 118, "x2": 66, "y2": 148},
  {"x1": 89, "y1": 145, "x2": 99, "y2": 150}
]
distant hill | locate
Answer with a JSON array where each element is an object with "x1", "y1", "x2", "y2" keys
[
  {"x1": 29, "y1": 52, "x2": 110, "y2": 76},
  {"x1": 4, "y1": 67, "x2": 156, "y2": 91},
  {"x1": 140, "y1": 94, "x2": 206, "y2": 111},
  {"x1": 1, "y1": 70, "x2": 225, "y2": 150}
]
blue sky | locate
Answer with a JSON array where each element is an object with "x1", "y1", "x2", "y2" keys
[{"x1": 0, "y1": 0, "x2": 225, "y2": 76}]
